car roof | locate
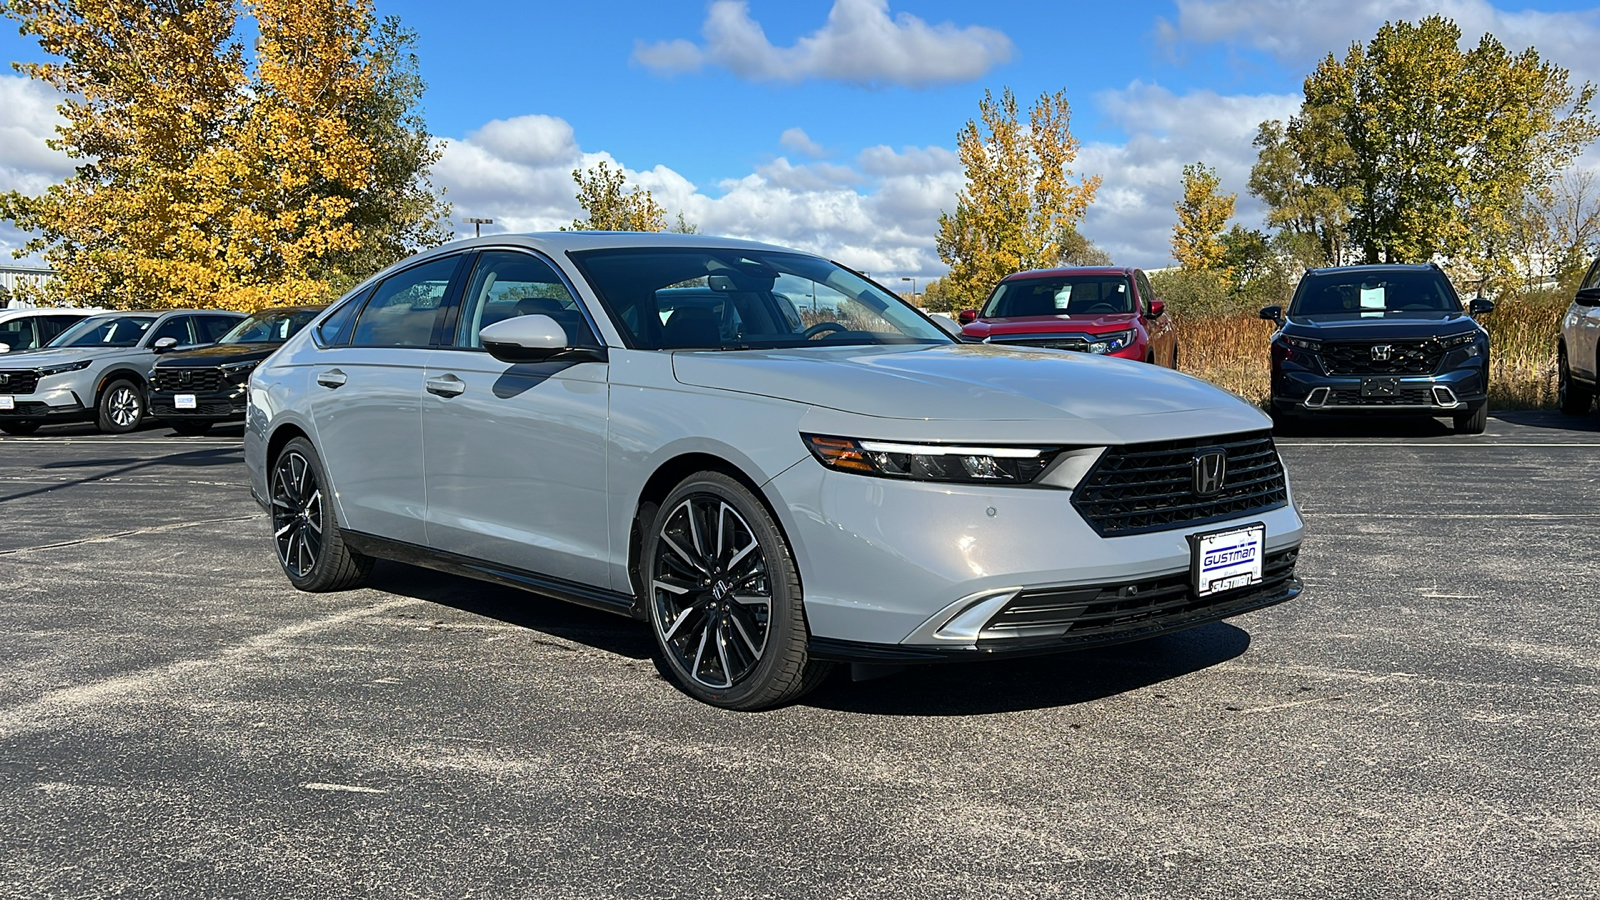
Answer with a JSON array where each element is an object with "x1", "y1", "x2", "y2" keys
[
  {"x1": 1304, "y1": 263, "x2": 1438, "y2": 276},
  {"x1": 78, "y1": 309, "x2": 244, "y2": 320},
  {"x1": 1003, "y1": 266, "x2": 1135, "y2": 280},
  {"x1": 437, "y1": 231, "x2": 804, "y2": 256}
]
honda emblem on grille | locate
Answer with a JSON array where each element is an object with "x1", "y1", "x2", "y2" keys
[
  {"x1": 179, "y1": 371, "x2": 191, "y2": 385},
  {"x1": 1370, "y1": 344, "x2": 1394, "y2": 361},
  {"x1": 0, "y1": 373, "x2": 8, "y2": 385},
  {"x1": 1192, "y1": 448, "x2": 1227, "y2": 497}
]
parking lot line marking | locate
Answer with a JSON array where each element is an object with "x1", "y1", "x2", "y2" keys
[
  {"x1": 1277, "y1": 441, "x2": 1600, "y2": 447},
  {"x1": 0, "y1": 513, "x2": 263, "y2": 556},
  {"x1": 303, "y1": 783, "x2": 388, "y2": 794},
  {"x1": 1300, "y1": 513, "x2": 1600, "y2": 519}
]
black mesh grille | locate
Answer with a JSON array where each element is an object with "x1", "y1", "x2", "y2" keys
[
  {"x1": 0, "y1": 401, "x2": 51, "y2": 416},
  {"x1": 150, "y1": 399, "x2": 238, "y2": 417},
  {"x1": 980, "y1": 549, "x2": 1298, "y2": 644},
  {"x1": 1320, "y1": 341, "x2": 1444, "y2": 375},
  {"x1": 1071, "y1": 431, "x2": 1288, "y2": 536},
  {"x1": 1325, "y1": 387, "x2": 1433, "y2": 406},
  {"x1": 151, "y1": 368, "x2": 227, "y2": 392},
  {"x1": 0, "y1": 370, "x2": 40, "y2": 394}
]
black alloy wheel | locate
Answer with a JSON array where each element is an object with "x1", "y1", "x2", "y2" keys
[
  {"x1": 645, "y1": 472, "x2": 830, "y2": 709},
  {"x1": 0, "y1": 420, "x2": 40, "y2": 436},
  {"x1": 269, "y1": 437, "x2": 371, "y2": 592},
  {"x1": 1558, "y1": 346, "x2": 1594, "y2": 415},
  {"x1": 96, "y1": 379, "x2": 144, "y2": 433}
]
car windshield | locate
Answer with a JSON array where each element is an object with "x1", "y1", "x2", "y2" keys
[
  {"x1": 981, "y1": 275, "x2": 1134, "y2": 317},
  {"x1": 569, "y1": 247, "x2": 950, "y2": 350},
  {"x1": 48, "y1": 314, "x2": 157, "y2": 348},
  {"x1": 218, "y1": 309, "x2": 322, "y2": 344},
  {"x1": 1290, "y1": 270, "x2": 1461, "y2": 316}
]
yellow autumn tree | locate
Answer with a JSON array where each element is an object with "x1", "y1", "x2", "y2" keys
[
  {"x1": 935, "y1": 87, "x2": 1100, "y2": 308},
  {"x1": 567, "y1": 160, "x2": 699, "y2": 233},
  {"x1": 0, "y1": 0, "x2": 449, "y2": 310},
  {"x1": 1171, "y1": 162, "x2": 1236, "y2": 271}
]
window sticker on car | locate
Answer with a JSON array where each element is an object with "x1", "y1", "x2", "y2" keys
[
  {"x1": 1360, "y1": 285, "x2": 1385, "y2": 310},
  {"x1": 1054, "y1": 286, "x2": 1071, "y2": 309}
]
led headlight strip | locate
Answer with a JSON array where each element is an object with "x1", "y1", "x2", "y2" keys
[{"x1": 803, "y1": 434, "x2": 1064, "y2": 485}]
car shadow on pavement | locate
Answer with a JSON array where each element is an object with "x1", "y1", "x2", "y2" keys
[
  {"x1": 365, "y1": 560, "x2": 655, "y2": 661},
  {"x1": 1489, "y1": 409, "x2": 1600, "y2": 432},
  {"x1": 803, "y1": 622, "x2": 1252, "y2": 716},
  {"x1": 0, "y1": 446, "x2": 243, "y2": 504}
]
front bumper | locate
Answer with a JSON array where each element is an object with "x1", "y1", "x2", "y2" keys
[
  {"x1": 1271, "y1": 365, "x2": 1487, "y2": 416},
  {"x1": 0, "y1": 388, "x2": 90, "y2": 421},
  {"x1": 149, "y1": 388, "x2": 248, "y2": 420},
  {"x1": 768, "y1": 459, "x2": 1305, "y2": 649}
]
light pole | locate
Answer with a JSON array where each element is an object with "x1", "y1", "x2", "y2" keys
[
  {"x1": 464, "y1": 217, "x2": 493, "y2": 238},
  {"x1": 901, "y1": 276, "x2": 916, "y2": 304}
]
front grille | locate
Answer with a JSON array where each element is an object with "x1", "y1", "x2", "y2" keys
[
  {"x1": 992, "y1": 336, "x2": 1089, "y2": 352},
  {"x1": 1320, "y1": 341, "x2": 1444, "y2": 376},
  {"x1": 1072, "y1": 431, "x2": 1288, "y2": 536},
  {"x1": 0, "y1": 371, "x2": 40, "y2": 395},
  {"x1": 0, "y1": 400, "x2": 52, "y2": 416},
  {"x1": 1324, "y1": 387, "x2": 1433, "y2": 406},
  {"x1": 150, "y1": 399, "x2": 237, "y2": 417},
  {"x1": 151, "y1": 368, "x2": 227, "y2": 392},
  {"x1": 979, "y1": 549, "x2": 1298, "y2": 644}
]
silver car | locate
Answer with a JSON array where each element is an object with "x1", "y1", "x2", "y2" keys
[
  {"x1": 0, "y1": 309, "x2": 244, "y2": 435},
  {"x1": 244, "y1": 234, "x2": 1304, "y2": 709}
]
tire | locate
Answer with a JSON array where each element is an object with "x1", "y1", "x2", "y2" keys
[
  {"x1": 642, "y1": 471, "x2": 832, "y2": 710},
  {"x1": 1557, "y1": 346, "x2": 1593, "y2": 415},
  {"x1": 269, "y1": 436, "x2": 372, "y2": 592},
  {"x1": 0, "y1": 420, "x2": 41, "y2": 436},
  {"x1": 1454, "y1": 405, "x2": 1488, "y2": 435},
  {"x1": 170, "y1": 420, "x2": 213, "y2": 436},
  {"x1": 96, "y1": 379, "x2": 145, "y2": 433}
]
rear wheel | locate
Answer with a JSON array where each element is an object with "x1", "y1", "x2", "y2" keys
[
  {"x1": 0, "y1": 420, "x2": 40, "y2": 436},
  {"x1": 96, "y1": 379, "x2": 144, "y2": 433},
  {"x1": 1557, "y1": 346, "x2": 1593, "y2": 414},
  {"x1": 270, "y1": 437, "x2": 372, "y2": 592},
  {"x1": 1453, "y1": 405, "x2": 1488, "y2": 435},
  {"x1": 643, "y1": 471, "x2": 831, "y2": 710},
  {"x1": 170, "y1": 420, "x2": 213, "y2": 436}
]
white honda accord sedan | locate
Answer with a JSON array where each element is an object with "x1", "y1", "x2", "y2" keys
[{"x1": 244, "y1": 233, "x2": 1303, "y2": 709}]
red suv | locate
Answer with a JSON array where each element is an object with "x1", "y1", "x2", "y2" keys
[{"x1": 958, "y1": 266, "x2": 1177, "y2": 367}]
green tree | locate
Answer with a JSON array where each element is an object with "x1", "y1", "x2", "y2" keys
[
  {"x1": 936, "y1": 87, "x2": 1100, "y2": 308},
  {"x1": 1247, "y1": 119, "x2": 1351, "y2": 266},
  {"x1": 0, "y1": 0, "x2": 449, "y2": 310},
  {"x1": 569, "y1": 160, "x2": 674, "y2": 232},
  {"x1": 1171, "y1": 162, "x2": 1235, "y2": 271},
  {"x1": 1286, "y1": 15, "x2": 1596, "y2": 279},
  {"x1": 1060, "y1": 226, "x2": 1113, "y2": 265}
]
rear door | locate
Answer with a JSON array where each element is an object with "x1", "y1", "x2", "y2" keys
[
  {"x1": 421, "y1": 248, "x2": 612, "y2": 586},
  {"x1": 307, "y1": 254, "x2": 465, "y2": 545}
]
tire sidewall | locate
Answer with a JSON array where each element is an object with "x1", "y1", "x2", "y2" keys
[
  {"x1": 273, "y1": 437, "x2": 342, "y2": 590},
  {"x1": 97, "y1": 379, "x2": 144, "y2": 433},
  {"x1": 642, "y1": 472, "x2": 808, "y2": 709}
]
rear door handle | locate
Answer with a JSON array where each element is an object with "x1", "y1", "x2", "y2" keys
[
  {"x1": 316, "y1": 369, "x2": 347, "y2": 389},
  {"x1": 425, "y1": 374, "x2": 465, "y2": 397}
]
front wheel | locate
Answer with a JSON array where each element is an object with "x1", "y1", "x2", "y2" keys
[
  {"x1": 1453, "y1": 405, "x2": 1488, "y2": 435},
  {"x1": 1557, "y1": 347, "x2": 1593, "y2": 415},
  {"x1": 270, "y1": 437, "x2": 372, "y2": 592},
  {"x1": 643, "y1": 471, "x2": 832, "y2": 710},
  {"x1": 96, "y1": 379, "x2": 145, "y2": 433}
]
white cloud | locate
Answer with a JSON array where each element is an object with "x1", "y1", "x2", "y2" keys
[
  {"x1": 1159, "y1": 0, "x2": 1600, "y2": 83},
  {"x1": 779, "y1": 127, "x2": 827, "y2": 158},
  {"x1": 0, "y1": 76, "x2": 73, "y2": 264},
  {"x1": 633, "y1": 0, "x2": 1015, "y2": 89}
]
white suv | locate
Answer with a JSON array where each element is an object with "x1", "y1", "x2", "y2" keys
[{"x1": 1559, "y1": 262, "x2": 1600, "y2": 415}]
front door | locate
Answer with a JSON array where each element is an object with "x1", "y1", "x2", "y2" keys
[{"x1": 421, "y1": 249, "x2": 613, "y2": 587}]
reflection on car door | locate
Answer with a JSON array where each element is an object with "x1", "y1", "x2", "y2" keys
[
  {"x1": 421, "y1": 249, "x2": 612, "y2": 587},
  {"x1": 308, "y1": 254, "x2": 462, "y2": 546},
  {"x1": 1576, "y1": 263, "x2": 1600, "y2": 380}
]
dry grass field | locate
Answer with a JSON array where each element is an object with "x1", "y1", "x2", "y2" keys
[{"x1": 1173, "y1": 289, "x2": 1570, "y2": 409}]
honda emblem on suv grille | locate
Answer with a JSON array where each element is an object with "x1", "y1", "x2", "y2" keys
[
  {"x1": 1370, "y1": 344, "x2": 1394, "y2": 361},
  {"x1": 0, "y1": 374, "x2": 8, "y2": 385},
  {"x1": 1192, "y1": 448, "x2": 1227, "y2": 496}
]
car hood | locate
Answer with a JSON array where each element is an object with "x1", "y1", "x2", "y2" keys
[
  {"x1": 0, "y1": 346, "x2": 134, "y2": 367},
  {"x1": 671, "y1": 343, "x2": 1268, "y2": 443},
  {"x1": 153, "y1": 343, "x2": 280, "y2": 367},
  {"x1": 1284, "y1": 312, "x2": 1480, "y2": 341},
  {"x1": 962, "y1": 313, "x2": 1137, "y2": 339}
]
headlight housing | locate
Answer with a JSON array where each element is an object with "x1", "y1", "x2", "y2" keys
[
  {"x1": 38, "y1": 359, "x2": 93, "y2": 377},
  {"x1": 1086, "y1": 330, "x2": 1134, "y2": 354},
  {"x1": 1284, "y1": 336, "x2": 1321, "y2": 351},
  {"x1": 1437, "y1": 332, "x2": 1478, "y2": 349},
  {"x1": 221, "y1": 359, "x2": 260, "y2": 383},
  {"x1": 802, "y1": 435, "x2": 1103, "y2": 487}
]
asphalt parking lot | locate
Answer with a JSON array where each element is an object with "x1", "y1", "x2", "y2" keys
[{"x1": 1, "y1": 412, "x2": 1597, "y2": 899}]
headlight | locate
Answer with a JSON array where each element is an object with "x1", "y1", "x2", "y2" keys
[
  {"x1": 1437, "y1": 332, "x2": 1478, "y2": 348},
  {"x1": 38, "y1": 360, "x2": 92, "y2": 377},
  {"x1": 1086, "y1": 330, "x2": 1134, "y2": 354},
  {"x1": 803, "y1": 434, "x2": 1094, "y2": 486},
  {"x1": 221, "y1": 360, "x2": 260, "y2": 383},
  {"x1": 1284, "y1": 336, "x2": 1321, "y2": 351}
]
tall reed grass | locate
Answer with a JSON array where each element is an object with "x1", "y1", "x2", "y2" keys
[{"x1": 1172, "y1": 289, "x2": 1571, "y2": 410}]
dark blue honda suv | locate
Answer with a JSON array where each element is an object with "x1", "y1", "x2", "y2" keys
[{"x1": 1261, "y1": 264, "x2": 1494, "y2": 434}]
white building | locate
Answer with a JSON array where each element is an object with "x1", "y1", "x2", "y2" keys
[{"x1": 0, "y1": 264, "x2": 56, "y2": 307}]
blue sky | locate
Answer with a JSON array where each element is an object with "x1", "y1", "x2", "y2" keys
[{"x1": 4, "y1": 0, "x2": 1600, "y2": 281}]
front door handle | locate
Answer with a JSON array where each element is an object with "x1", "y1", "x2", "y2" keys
[
  {"x1": 316, "y1": 369, "x2": 347, "y2": 389},
  {"x1": 425, "y1": 374, "x2": 466, "y2": 397}
]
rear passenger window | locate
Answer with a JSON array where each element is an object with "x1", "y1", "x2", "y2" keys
[
  {"x1": 351, "y1": 256, "x2": 459, "y2": 347},
  {"x1": 455, "y1": 250, "x2": 598, "y2": 349}
]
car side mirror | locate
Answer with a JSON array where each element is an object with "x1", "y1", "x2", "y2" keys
[
  {"x1": 957, "y1": 309, "x2": 978, "y2": 325},
  {"x1": 1149, "y1": 299, "x2": 1165, "y2": 320},
  {"x1": 1575, "y1": 286, "x2": 1600, "y2": 307},
  {"x1": 152, "y1": 337, "x2": 179, "y2": 353},
  {"x1": 1469, "y1": 296, "x2": 1496, "y2": 317},
  {"x1": 0, "y1": 343, "x2": 10, "y2": 353},
  {"x1": 1259, "y1": 305, "x2": 1282, "y2": 323},
  {"x1": 480, "y1": 314, "x2": 605, "y2": 364}
]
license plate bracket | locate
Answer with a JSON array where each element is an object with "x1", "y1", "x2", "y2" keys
[
  {"x1": 1190, "y1": 523, "x2": 1266, "y2": 598},
  {"x1": 1361, "y1": 377, "x2": 1401, "y2": 397},
  {"x1": 0, "y1": 395, "x2": 13, "y2": 411},
  {"x1": 175, "y1": 393, "x2": 197, "y2": 410}
]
